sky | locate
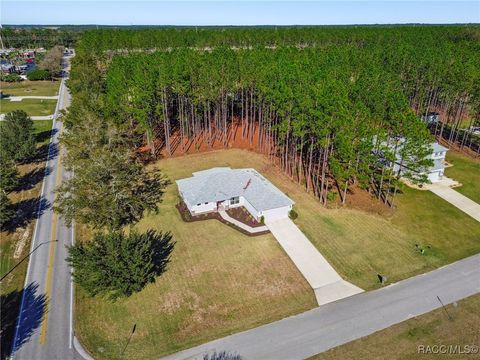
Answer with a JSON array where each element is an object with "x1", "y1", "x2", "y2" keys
[{"x1": 1, "y1": 1, "x2": 479, "y2": 26}]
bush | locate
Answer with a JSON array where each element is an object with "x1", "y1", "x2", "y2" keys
[
  {"x1": 288, "y1": 209, "x2": 298, "y2": 220},
  {"x1": 259, "y1": 215, "x2": 265, "y2": 224},
  {"x1": 327, "y1": 191, "x2": 338, "y2": 202},
  {"x1": 67, "y1": 230, "x2": 175, "y2": 299},
  {"x1": 0, "y1": 73, "x2": 22, "y2": 82},
  {"x1": 26, "y1": 69, "x2": 51, "y2": 81}
]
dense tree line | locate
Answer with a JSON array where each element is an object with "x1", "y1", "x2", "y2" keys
[
  {"x1": 78, "y1": 26, "x2": 480, "y2": 151},
  {"x1": 64, "y1": 26, "x2": 479, "y2": 208},
  {"x1": 0, "y1": 27, "x2": 79, "y2": 48}
]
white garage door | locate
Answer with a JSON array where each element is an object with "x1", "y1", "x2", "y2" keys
[{"x1": 261, "y1": 206, "x2": 291, "y2": 221}]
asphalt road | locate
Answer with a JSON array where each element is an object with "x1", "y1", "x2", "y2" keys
[
  {"x1": 162, "y1": 253, "x2": 480, "y2": 360},
  {"x1": 12, "y1": 55, "x2": 78, "y2": 360}
]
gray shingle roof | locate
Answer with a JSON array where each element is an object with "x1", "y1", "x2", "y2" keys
[
  {"x1": 176, "y1": 168, "x2": 294, "y2": 211},
  {"x1": 431, "y1": 143, "x2": 449, "y2": 153}
]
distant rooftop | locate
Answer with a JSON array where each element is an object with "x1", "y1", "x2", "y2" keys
[{"x1": 176, "y1": 167, "x2": 294, "y2": 211}]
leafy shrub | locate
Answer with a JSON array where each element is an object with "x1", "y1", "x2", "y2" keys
[
  {"x1": 288, "y1": 209, "x2": 298, "y2": 220},
  {"x1": 0, "y1": 73, "x2": 22, "y2": 82},
  {"x1": 26, "y1": 69, "x2": 51, "y2": 81},
  {"x1": 67, "y1": 230, "x2": 175, "y2": 299},
  {"x1": 259, "y1": 215, "x2": 265, "y2": 224},
  {"x1": 327, "y1": 191, "x2": 338, "y2": 202}
]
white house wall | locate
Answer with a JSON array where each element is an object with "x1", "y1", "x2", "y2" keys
[
  {"x1": 191, "y1": 202, "x2": 217, "y2": 215},
  {"x1": 428, "y1": 171, "x2": 442, "y2": 183}
]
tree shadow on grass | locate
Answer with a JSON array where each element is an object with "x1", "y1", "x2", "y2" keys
[
  {"x1": 14, "y1": 166, "x2": 52, "y2": 192},
  {"x1": 152, "y1": 231, "x2": 175, "y2": 277},
  {"x1": 3, "y1": 197, "x2": 50, "y2": 233},
  {"x1": 0, "y1": 282, "x2": 48, "y2": 360},
  {"x1": 23, "y1": 142, "x2": 59, "y2": 165},
  {"x1": 35, "y1": 128, "x2": 57, "y2": 144}
]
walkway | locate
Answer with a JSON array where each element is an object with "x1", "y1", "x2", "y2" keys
[
  {"x1": 218, "y1": 210, "x2": 269, "y2": 234},
  {"x1": 427, "y1": 177, "x2": 480, "y2": 222},
  {"x1": 161, "y1": 253, "x2": 480, "y2": 360},
  {"x1": 266, "y1": 218, "x2": 363, "y2": 306},
  {"x1": 7, "y1": 95, "x2": 59, "y2": 102},
  {"x1": 0, "y1": 114, "x2": 54, "y2": 121}
]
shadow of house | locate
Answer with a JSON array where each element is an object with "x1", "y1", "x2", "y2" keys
[
  {"x1": 15, "y1": 166, "x2": 52, "y2": 192},
  {"x1": 0, "y1": 282, "x2": 48, "y2": 360},
  {"x1": 3, "y1": 197, "x2": 50, "y2": 233}
]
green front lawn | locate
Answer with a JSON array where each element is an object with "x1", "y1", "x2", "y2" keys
[
  {"x1": 311, "y1": 294, "x2": 480, "y2": 360},
  {"x1": 0, "y1": 99, "x2": 57, "y2": 116},
  {"x1": 445, "y1": 151, "x2": 480, "y2": 203},
  {"x1": 0, "y1": 80, "x2": 60, "y2": 97},
  {"x1": 76, "y1": 149, "x2": 480, "y2": 360}
]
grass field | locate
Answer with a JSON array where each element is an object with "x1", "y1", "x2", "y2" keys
[
  {"x1": 76, "y1": 149, "x2": 480, "y2": 360},
  {"x1": 0, "y1": 120, "x2": 53, "y2": 295},
  {"x1": 0, "y1": 99, "x2": 57, "y2": 116},
  {"x1": 0, "y1": 80, "x2": 60, "y2": 97},
  {"x1": 311, "y1": 294, "x2": 480, "y2": 360},
  {"x1": 445, "y1": 150, "x2": 480, "y2": 203}
]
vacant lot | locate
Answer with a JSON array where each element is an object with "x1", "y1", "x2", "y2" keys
[
  {"x1": 0, "y1": 120, "x2": 54, "y2": 295},
  {"x1": 76, "y1": 149, "x2": 479, "y2": 360},
  {"x1": 0, "y1": 80, "x2": 60, "y2": 97},
  {"x1": 0, "y1": 99, "x2": 57, "y2": 116},
  {"x1": 311, "y1": 294, "x2": 480, "y2": 360},
  {"x1": 445, "y1": 150, "x2": 480, "y2": 203}
]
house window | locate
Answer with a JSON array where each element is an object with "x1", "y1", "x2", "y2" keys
[{"x1": 230, "y1": 197, "x2": 239, "y2": 205}]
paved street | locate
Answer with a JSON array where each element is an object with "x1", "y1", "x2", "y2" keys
[
  {"x1": 162, "y1": 253, "x2": 480, "y2": 360},
  {"x1": 12, "y1": 55, "x2": 78, "y2": 360}
]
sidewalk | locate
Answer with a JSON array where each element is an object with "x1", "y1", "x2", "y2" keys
[
  {"x1": 218, "y1": 210, "x2": 269, "y2": 234},
  {"x1": 8, "y1": 95, "x2": 59, "y2": 102}
]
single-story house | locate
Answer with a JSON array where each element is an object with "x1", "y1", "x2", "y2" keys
[
  {"x1": 176, "y1": 167, "x2": 294, "y2": 222},
  {"x1": 392, "y1": 142, "x2": 449, "y2": 183}
]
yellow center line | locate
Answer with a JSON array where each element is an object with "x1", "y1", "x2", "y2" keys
[{"x1": 39, "y1": 124, "x2": 63, "y2": 345}]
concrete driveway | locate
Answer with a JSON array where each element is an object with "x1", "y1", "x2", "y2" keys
[
  {"x1": 266, "y1": 218, "x2": 363, "y2": 305},
  {"x1": 427, "y1": 178, "x2": 480, "y2": 222}
]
